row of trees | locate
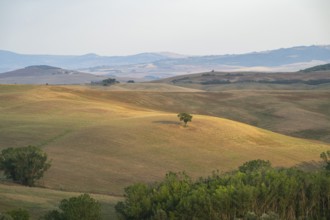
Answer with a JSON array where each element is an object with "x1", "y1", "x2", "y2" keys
[
  {"x1": 91, "y1": 78, "x2": 119, "y2": 86},
  {"x1": 116, "y1": 159, "x2": 330, "y2": 220}
]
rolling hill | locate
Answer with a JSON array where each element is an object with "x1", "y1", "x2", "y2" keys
[
  {"x1": 0, "y1": 85, "x2": 329, "y2": 197},
  {"x1": 0, "y1": 65, "x2": 107, "y2": 84},
  {"x1": 300, "y1": 63, "x2": 330, "y2": 72},
  {"x1": 154, "y1": 69, "x2": 330, "y2": 86}
]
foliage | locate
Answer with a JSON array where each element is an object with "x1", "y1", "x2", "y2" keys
[
  {"x1": 41, "y1": 194, "x2": 101, "y2": 220},
  {"x1": 6, "y1": 209, "x2": 29, "y2": 220},
  {"x1": 91, "y1": 78, "x2": 119, "y2": 86},
  {"x1": 0, "y1": 213, "x2": 13, "y2": 220},
  {"x1": 177, "y1": 113, "x2": 192, "y2": 127},
  {"x1": 0, "y1": 146, "x2": 51, "y2": 186},
  {"x1": 116, "y1": 161, "x2": 330, "y2": 220},
  {"x1": 320, "y1": 150, "x2": 330, "y2": 170},
  {"x1": 238, "y1": 159, "x2": 271, "y2": 173}
]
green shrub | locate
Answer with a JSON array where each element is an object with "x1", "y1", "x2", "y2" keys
[
  {"x1": 6, "y1": 209, "x2": 29, "y2": 220},
  {"x1": 0, "y1": 146, "x2": 51, "y2": 186},
  {"x1": 42, "y1": 194, "x2": 101, "y2": 220}
]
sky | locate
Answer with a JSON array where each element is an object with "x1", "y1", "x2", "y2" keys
[{"x1": 0, "y1": 0, "x2": 329, "y2": 56}]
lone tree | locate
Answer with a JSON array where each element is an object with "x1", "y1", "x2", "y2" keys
[
  {"x1": 177, "y1": 113, "x2": 193, "y2": 127},
  {"x1": 0, "y1": 146, "x2": 51, "y2": 186},
  {"x1": 42, "y1": 194, "x2": 101, "y2": 220}
]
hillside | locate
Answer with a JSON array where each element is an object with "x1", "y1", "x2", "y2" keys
[
  {"x1": 0, "y1": 65, "x2": 107, "y2": 84},
  {"x1": 0, "y1": 183, "x2": 120, "y2": 219},
  {"x1": 301, "y1": 63, "x2": 330, "y2": 72},
  {"x1": 0, "y1": 85, "x2": 329, "y2": 196},
  {"x1": 155, "y1": 70, "x2": 330, "y2": 86}
]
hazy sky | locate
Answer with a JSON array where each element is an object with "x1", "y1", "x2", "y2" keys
[{"x1": 1, "y1": 0, "x2": 329, "y2": 56}]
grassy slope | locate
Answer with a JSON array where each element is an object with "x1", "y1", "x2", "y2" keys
[
  {"x1": 0, "y1": 183, "x2": 121, "y2": 219},
  {"x1": 101, "y1": 87, "x2": 330, "y2": 143},
  {"x1": 0, "y1": 85, "x2": 329, "y2": 197}
]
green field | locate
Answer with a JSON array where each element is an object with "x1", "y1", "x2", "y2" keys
[{"x1": 1, "y1": 84, "x2": 330, "y2": 217}]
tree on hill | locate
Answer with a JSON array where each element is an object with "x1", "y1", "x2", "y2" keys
[
  {"x1": 177, "y1": 113, "x2": 192, "y2": 127},
  {"x1": 41, "y1": 194, "x2": 101, "y2": 220},
  {"x1": 0, "y1": 146, "x2": 51, "y2": 186},
  {"x1": 91, "y1": 78, "x2": 119, "y2": 86}
]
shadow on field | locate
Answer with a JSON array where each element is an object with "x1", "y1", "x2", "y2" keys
[{"x1": 153, "y1": 120, "x2": 180, "y2": 125}]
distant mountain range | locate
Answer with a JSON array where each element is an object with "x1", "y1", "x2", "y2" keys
[
  {"x1": 1, "y1": 45, "x2": 330, "y2": 79},
  {"x1": 0, "y1": 50, "x2": 179, "y2": 73}
]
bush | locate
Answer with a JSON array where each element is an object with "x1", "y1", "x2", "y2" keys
[
  {"x1": 116, "y1": 160, "x2": 330, "y2": 220},
  {"x1": 0, "y1": 146, "x2": 51, "y2": 186},
  {"x1": 6, "y1": 209, "x2": 29, "y2": 220},
  {"x1": 320, "y1": 151, "x2": 330, "y2": 171},
  {"x1": 0, "y1": 213, "x2": 13, "y2": 220},
  {"x1": 42, "y1": 194, "x2": 101, "y2": 220},
  {"x1": 238, "y1": 159, "x2": 271, "y2": 173}
]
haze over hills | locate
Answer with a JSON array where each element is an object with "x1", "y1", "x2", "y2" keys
[
  {"x1": 1, "y1": 45, "x2": 330, "y2": 79},
  {"x1": 0, "y1": 50, "x2": 183, "y2": 74},
  {"x1": 300, "y1": 63, "x2": 330, "y2": 72},
  {"x1": 0, "y1": 65, "x2": 107, "y2": 84}
]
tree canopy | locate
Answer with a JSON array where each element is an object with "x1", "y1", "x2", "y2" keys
[
  {"x1": 116, "y1": 160, "x2": 330, "y2": 220},
  {"x1": 177, "y1": 113, "x2": 192, "y2": 127},
  {"x1": 5, "y1": 209, "x2": 29, "y2": 220},
  {"x1": 42, "y1": 194, "x2": 101, "y2": 220},
  {"x1": 0, "y1": 146, "x2": 51, "y2": 186}
]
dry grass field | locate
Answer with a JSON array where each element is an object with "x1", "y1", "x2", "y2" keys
[
  {"x1": 102, "y1": 86, "x2": 330, "y2": 143},
  {"x1": 0, "y1": 84, "x2": 330, "y2": 217},
  {"x1": 1, "y1": 84, "x2": 329, "y2": 192}
]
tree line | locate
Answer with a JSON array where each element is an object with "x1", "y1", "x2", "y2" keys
[{"x1": 116, "y1": 159, "x2": 330, "y2": 220}]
